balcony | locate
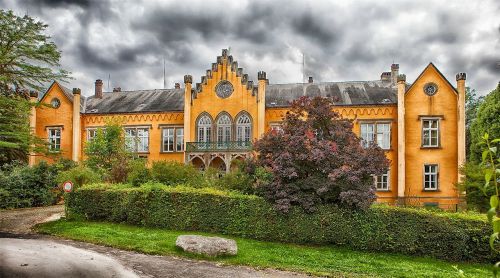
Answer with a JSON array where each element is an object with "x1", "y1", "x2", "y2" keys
[{"x1": 186, "y1": 141, "x2": 252, "y2": 152}]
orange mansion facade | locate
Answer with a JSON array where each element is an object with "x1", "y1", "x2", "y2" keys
[{"x1": 29, "y1": 50, "x2": 466, "y2": 209}]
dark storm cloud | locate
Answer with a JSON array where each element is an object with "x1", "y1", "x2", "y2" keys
[{"x1": 2, "y1": 0, "x2": 499, "y2": 95}]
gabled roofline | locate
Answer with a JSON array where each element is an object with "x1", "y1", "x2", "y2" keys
[
  {"x1": 39, "y1": 81, "x2": 74, "y2": 103},
  {"x1": 405, "y1": 62, "x2": 458, "y2": 95}
]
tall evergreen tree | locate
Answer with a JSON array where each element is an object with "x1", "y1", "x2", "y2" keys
[{"x1": 0, "y1": 10, "x2": 70, "y2": 164}]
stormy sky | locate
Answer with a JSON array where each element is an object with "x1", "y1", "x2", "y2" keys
[{"x1": 2, "y1": 0, "x2": 499, "y2": 96}]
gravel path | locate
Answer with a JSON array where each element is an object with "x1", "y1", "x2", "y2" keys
[{"x1": 0, "y1": 206, "x2": 312, "y2": 278}]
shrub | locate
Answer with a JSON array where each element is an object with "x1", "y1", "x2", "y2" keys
[
  {"x1": 57, "y1": 165, "x2": 101, "y2": 190},
  {"x1": 151, "y1": 161, "x2": 203, "y2": 186},
  {"x1": 67, "y1": 185, "x2": 496, "y2": 263},
  {"x1": 0, "y1": 159, "x2": 74, "y2": 208},
  {"x1": 127, "y1": 159, "x2": 150, "y2": 187},
  {"x1": 253, "y1": 96, "x2": 389, "y2": 212}
]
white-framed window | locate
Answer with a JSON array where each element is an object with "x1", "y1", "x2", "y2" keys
[
  {"x1": 125, "y1": 127, "x2": 149, "y2": 153},
  {"x1": 236, "y1": 113, "x2": 252, "y2": 144},
  {"x1": 87, "y1": 128, "x2": 106, "y2": 142},
  {"x1": 48, "y1": 128, "x2": 61, "y2": 152},
  {"x1": 422, "y1": 118, "x2": 440, "y2": 147},
  {"x1": 360, "y1": 122, "x2": 391, "y2": 149},
  {"x1": 374, "y1": 171, "x2": 390, "y2": 191},
  {"x1": 423, "y1": 164, "x2": 439, "y2": 190},
  {"x1": 376, "y1": 123, "x2": 391, "y2": 149},
  {"x1": 269, "y1": 123, "x2": 283, "y2": 134},
  {"x1": 161, "y1": 126, "x2": 184, "y2": 152},
  {"x1": 176, "y1": 128, "x2": 184, "y2": 152},
  {"x1": 87, "y1": 128, "x2": 97, "y2": 141},
  {"x1": 197, "y1": 114, "x2": 212, "y2": 142},
  {"x1": 216, "y1": 114, "x2": 232, "y2": 145}
]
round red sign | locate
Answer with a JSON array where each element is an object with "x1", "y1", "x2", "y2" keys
[{"x1": 63, "y1": 181, "x2": 73, "y2": 192}]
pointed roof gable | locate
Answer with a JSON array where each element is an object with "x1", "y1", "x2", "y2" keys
[
  {"x1": 40, "y1": 81, "x2": 76, "y2": 103},
  {"x1": 406, "y1": 62, "x2": 458, "y2": 95}
]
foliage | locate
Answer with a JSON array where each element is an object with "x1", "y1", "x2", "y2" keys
[
  {"x1": 150, "y1": 161, "x2": 204, "y2": 186},
  {"x1": 465, "y1": 87, "x2": 485, "y2": 160},
  {"x1": 0, "y1": 159, "x2": 74, "y2": 208},
  {"x1": 56, "y1": 165, "x2": 101, "y2": 190},
  {"x1": 458, "y1": 163, "x2": 495, "y2": 212},
  {"x1": 470, "y1": 84, "x2": 500, "y2": 163},
  {"x1": 0, "y1": 10, "x2": 70, "y2": 92},
  {"x1": 253, "y1": 96, "x2": 389, "y2": 212},
  {"x1": 38, "y1": 220, "x2": 491, "y2": 278},
  {"x1": 127, "y1": 159, "x2": 150, "y2": 187},
  {"x1": 475, "y1": 134, "x2": 500, "y2": 276},
  {"x1": 84, "y1": 121, "x2": 131, "y2": 183},
  {"x1": 0, "y1": 93, "x2": 47, "y2": 166},
  {"x1": 66, "y1": 185, "x2": 494, "y2": 263}
]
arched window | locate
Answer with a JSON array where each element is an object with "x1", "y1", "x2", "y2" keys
[
  {"x1": 197, "y1": 114, "x2": 212, "y2": 142},
  {"x1": 216, "y1": 113, "x2": 232, "y2": 146},
  {"x1": 236, "y1": 113, "x2": 252, "y2": 145}
]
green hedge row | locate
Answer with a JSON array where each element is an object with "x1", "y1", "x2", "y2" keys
[{"x1": 66, "y1": 184, "x2": 495, "y2": 263}]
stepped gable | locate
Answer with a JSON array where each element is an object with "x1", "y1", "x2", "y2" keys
[{"x1": 193, "y1": 49, "x2": 258, "y2": 99}]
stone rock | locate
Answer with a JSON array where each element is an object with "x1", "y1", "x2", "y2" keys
[{"x1": 175, "y1": 235, "x2": 237, "y2": 257}]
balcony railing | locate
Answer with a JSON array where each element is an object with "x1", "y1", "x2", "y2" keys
[{"x1": 186, "y1": 141, "x2": 252, "y2": 152}]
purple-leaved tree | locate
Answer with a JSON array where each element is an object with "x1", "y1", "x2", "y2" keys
[{"x1": 253, "y1": 96, "x2": 389, "y2": 212}]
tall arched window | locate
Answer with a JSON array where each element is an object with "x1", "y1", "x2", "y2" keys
[
  {"x1": 197, "y1": 114, "x2": 212, "y2": 142},
  {"x1": 236, "y1": 113, "x2": 252, "y2": 145},
  {"x1": 216, "y1": 113, "x2": 232, "y2": 146}
]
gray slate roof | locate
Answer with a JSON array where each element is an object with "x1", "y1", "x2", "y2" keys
[
  {"x1": 81, "y1": 80, "x2": 397, "y2": 114},
  {"x1": 265, "y1": 80, "x2": 397, "y2": 107},
  {"x1": 83, "y1": 89, "x2": 184, "y2": 114}
]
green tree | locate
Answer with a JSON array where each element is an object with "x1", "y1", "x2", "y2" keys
[
  {"x1": 465, "y1": 87, "x2": 484, "y2": 160},
  {"x1": 84, "y1": 121, "x2": 131, "y2": 183},
  {"x1": 0, "y1": 10, "x2": 70, "y2": 164},
  {"x1": 470, "y1": 84, "x2": 500, "y2": 163},
  {"x1": 0, "y1": 10, "x2": 70, "y2": 92}
]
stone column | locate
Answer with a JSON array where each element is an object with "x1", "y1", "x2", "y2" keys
[
  {"x1": 72, "y1": 88, "x2": 81, "y2": 162},
  {"x1": 397, "y1": 74, "x2": 406, "y2": 201},
  {"x1": 456, "y1": 73, "x2": 466, "y2": 182},
  {"x1": 28, "y1": 91, "x2": 38, "y2": 166},
  {"x1": 257, "y1": 71, "x2": 267, "y2": 138},
  {"x1": 183, "y1": 75, "x2": 193, "y2": 163}
]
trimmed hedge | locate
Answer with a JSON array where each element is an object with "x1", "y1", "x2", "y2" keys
[{"x1": 67, "y1": 184, "x2": 495, "y2": 263}]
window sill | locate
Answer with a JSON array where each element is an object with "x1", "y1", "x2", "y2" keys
[
  {"x1": 420, "y1": 146, "x2": 442, "y2": 149},
  {"x1": 160, "y1": 151, "x2": 184, "y2": 154},
  {"x1": 422, "y1": 189, "x2": 441, "y2": 192},
  {"x1": 376, "y1": 189, "x2": 391, "y2": 192}
]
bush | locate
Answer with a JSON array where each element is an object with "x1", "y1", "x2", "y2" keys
[
  {"x1": 151, "y1": 161, "x2": 204, "y2": 186},
  {"x1": 127, "y1": 159, "x2": 150, "y2": 187},
  {"x1": 57, "y1": 165, "x2": 101, "y2": 190},
  {"x1": 253, "y1": 97, "x2": 389, "y2": 212},
  {"x1": 67, "y1": 185, "x2": 496, "y2": 263},
  {"x1": 0, "y1": 159, "x2": 74, "y2": 209}
]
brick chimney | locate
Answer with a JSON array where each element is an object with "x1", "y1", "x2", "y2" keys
[
  {"x1": 95, "y1": 79, "x2": 103, "y2": 98},
  {"x1": 391, "y1": 64, "x2": 399, "y2": 85},
  {"x1": 308, "y1": 76, "x2": 313, "y2": 83},
  {"x1": 112, "y1": 87, "x2": 121, "y2": 92},
  {"x1": 175, "y1": 83, "x2": 180, "y2": 89},
  {"x1": 380, "y1": 72, "x2": 391, "y2": 81}
]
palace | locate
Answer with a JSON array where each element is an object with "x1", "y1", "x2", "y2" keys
[{"x1": 29, "y1": 49, "x2": 466, "y2": 209}]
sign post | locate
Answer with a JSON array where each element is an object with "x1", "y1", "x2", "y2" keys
[{"x1": 63, "y1": 181, "x2": 73, "y2": 193}]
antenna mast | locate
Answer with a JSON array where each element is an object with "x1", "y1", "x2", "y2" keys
[
  {"x1": 163, "y1": 58, "x2": 166, "y2": 89},
  {"x1": 302, "y1": 51, "x2": 305, "y2": 83}
]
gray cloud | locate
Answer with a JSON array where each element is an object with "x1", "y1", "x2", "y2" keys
[{"x1": 3, "y1": 0, "x2": 500, "y2": 95}]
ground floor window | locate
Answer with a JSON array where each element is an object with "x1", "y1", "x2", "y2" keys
[
  {"x1": 375, "y1": 171, "x2": 390, "y2": 191},
  {"x1": 162, "y1": 126, "x2": 184, "y2": 152},
  {"x1": 48, "y1": 128, "x2": 61, "y2": 152},
  {"x1": 125, "y1": 127, "x2": 149, "y2": 153},
  {"x1": 423, "y1": 164, "x2": 439, "y2": 190}
]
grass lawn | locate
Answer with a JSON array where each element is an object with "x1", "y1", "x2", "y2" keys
[{"x1": 37, "y1": 219, "x2": 490, "y2": 278}]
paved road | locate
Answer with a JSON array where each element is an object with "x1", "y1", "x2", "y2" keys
[{"x1": 0, "y1": 206, "x2": 310, "y2": 278}]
